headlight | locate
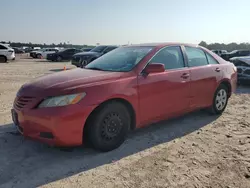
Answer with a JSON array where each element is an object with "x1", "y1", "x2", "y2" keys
[{"x1": 38, "y1": 93, "x2": 86, "y2": 108}]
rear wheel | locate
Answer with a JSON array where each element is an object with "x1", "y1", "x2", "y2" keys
[
  {"x1": 0, "y1": 56, "x2": 7, "y2": 63},
  {"x1": 87, "y1": 102, "x2": 131, "y2": 152},
  {"x1": 209, "y1": 84, "x2": 229, "y2": 114},
  {"x1": 37, "y1": 54, "x2": 42, "y2": 59}
]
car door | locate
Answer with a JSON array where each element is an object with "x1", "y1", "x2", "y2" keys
[
  {"x1": 184, "y1": 46, "x2": 222, "y2": 109},
  {"x1": 63, "y1": 49, "x2": 75, "y2": 60},
  {"x1": 138, "y1": 46, "x2": 191, "y2": 125}
]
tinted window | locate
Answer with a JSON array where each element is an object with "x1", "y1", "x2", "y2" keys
[
  {"x1": 206, "y1": 53, "x2": 218, "y2": 64},
  {"x1": 0, "y1": 45, "x2": 7, "y2": 50},
  {"x1": 75, "y1": 49, "x2": 82, "y2": 53},
  {"x1": 91, "y1": 46, "x2": 108, "y2": 53},
  {"x1": 64, "y1": 49, "x2": 75, "y2": 53},
  {"x1": 185, "y1": 47, "x2": 208, "y2": 67},
  {"x1": 85, "y1": 46, "x2": 153, "y2": 72},
  {"x1": 239, "y1": 50, "x2": 250, "y2": 56},
  {"x1": 149, "y1": 46, "x2": 185, "y2": 70},
  {"x1": 104, "y1": 46, "x2": 117, "y2": 53}
]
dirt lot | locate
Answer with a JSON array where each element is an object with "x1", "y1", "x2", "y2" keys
[{"x1": 0, "y1": 56, "x2": 250, "y2": 188}]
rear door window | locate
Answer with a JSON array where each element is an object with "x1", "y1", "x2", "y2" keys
[
  {"x1": 0, "y1": 45, "x2": 7, "y2": 50},
  {"x1": 205, "y1": 53, "x2": 219, "y2": 64},
  {"x1": 185, "y1": 46, "x2": 208, "y2": 67}
]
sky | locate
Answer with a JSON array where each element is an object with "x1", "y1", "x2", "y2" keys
[{"x1": 1, "y1": 0, "x2": 250, "y2": 45}]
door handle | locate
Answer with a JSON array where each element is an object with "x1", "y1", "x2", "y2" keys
[
  {"x1": 181, "y1": 73, "x2": 190, "y2": 79},
  {"x1": 215, "y1": 67, "x2": 221, "y2": 72}
]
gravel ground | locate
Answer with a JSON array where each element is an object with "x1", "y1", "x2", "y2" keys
[{"x1": 0, "y1": 56, "x2": 250, "y2": 188}]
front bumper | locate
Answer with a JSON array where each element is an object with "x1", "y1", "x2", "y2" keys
[{"x1": 12, "y1": 104, "x2": 96, "y2": 146}]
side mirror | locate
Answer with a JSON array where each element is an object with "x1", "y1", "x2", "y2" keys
[{"x1": 143, "y1": 63, "x2": 165, "y2": 74}]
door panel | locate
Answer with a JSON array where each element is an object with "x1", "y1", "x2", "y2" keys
[
  {"x1": 138, "y1": 68, "x2": 190, "y2": 126},
  {"x1": 184, "y1": 46, "x2": 222, "y2": 109},
  {"x1": 189, "y1": 65, "x2": 221, "y2": 108}
]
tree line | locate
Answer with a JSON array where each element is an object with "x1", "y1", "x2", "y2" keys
[
  {"x1": 199, "y1": 41, "x2": 250, "y2": 52},
  {"x1": 0, "y1": 41, "x2": 95, "y2": 49},
  {"x1": 1, "y1": 40, "x2": 249, "y2": 52}
]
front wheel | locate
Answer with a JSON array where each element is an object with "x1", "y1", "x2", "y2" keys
[
  {"x1": 37, "y1": 54, "x2": 42, "y2": 59},
  {"x1": 0, "y1": 56, "x2": 7, "y2": 63},
  {"x1": 209, "y1": 84, "x2": 229, "y2": 114},
  {"x1": 87, "y1": 102, "x2": 131, "y2": 152}
]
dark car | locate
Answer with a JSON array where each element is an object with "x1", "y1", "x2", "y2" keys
[
  {"x1": 230, "y1": 56, "x2": 250, "y2": 83},
  {"x1": 71, "y1": 45, "x2": 117, "y2": 67},
  {"x1": 221, "y1": 49, "x2": 250, "y2": 61},
  {"x1": 47, "y1": 48, "x2": 82, "y2": 62},
  {"x1": 12, "y1": 47, "x2": 25, "y2": 54}
]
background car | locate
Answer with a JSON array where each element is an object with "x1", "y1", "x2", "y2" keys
[
  {"x1": 35, "y1": 48, "x2": 59, "y2": 59},
  {"x1": 0, "y1": 43, "x2": 15, "y2": 62},
  {"x1": 71, "y1": 45, "x2": 117, "y2": 67},
  {"x1": 230, "y1": 56, "x2": 250, "y2": 83},
  {"x1": 12, "y1": 47, "x2": 25, "y2": 54},
  {"x1": 29, "y1": 50, "x2": 40, "y2": 58},
  {"x1": 221, "y1": 49, "x2": 250, "y2": 61},
  {"x1": 211, "y1": 49, "x2": 227, "y2": 56},
  {"x1": 46, "y1": 48, "x2": 82, "y2": 61},
  {"x1": 12, "y1": 43, "x2": 237, "y2": 152}
]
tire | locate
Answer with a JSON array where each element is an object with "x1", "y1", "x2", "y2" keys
[
  {"x1": 37, "y1": 54, "x2": 42, "y2": 59},
  {"x1": 0, "y1": 56, "x2": 7, "y2": 63},
  {"x1": 209, "y1": 84, "x2": 229, "y2": 115},
  {"x1": 87, "y1": 102, "x2": 131, "y2": 152},
  {"x1": 56, "y1": 56, "x2": 62, "y2": 62}
]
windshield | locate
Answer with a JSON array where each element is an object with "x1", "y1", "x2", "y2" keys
[
  {"x1": 85, "y1": 46, "x2": 153, "y2": 72},
  {"x1": 90, "y1": 46, "x2": 107, "y2": 53},
  {"x1": 230, "y1": 50, "x2": 237, "y2": 54}
]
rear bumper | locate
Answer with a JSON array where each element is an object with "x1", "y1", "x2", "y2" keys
[
  {"x1": 12, "y1": 104, "x2": 96, "y2": 147},
  {"x1": 7, "y1": 53, "x2": 15, "y2": 60}
]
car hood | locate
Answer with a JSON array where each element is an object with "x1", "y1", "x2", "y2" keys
[
  {"x1": 17, "y1": 68, "x2": 123, "y2": 97},
  {"x1": 230, "y1": 56, "x2": 250, "y2": 65},
  {"x1": 73, "y1": 51, "x2": 101, "y2": 57}
]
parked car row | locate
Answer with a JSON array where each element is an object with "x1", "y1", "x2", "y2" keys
[
  {"x1": 71, "y1": 45, "x2": 117, "y2": 67},
  {"x1": 46, "y1": 48, "x2": 82, "y2": 61}
]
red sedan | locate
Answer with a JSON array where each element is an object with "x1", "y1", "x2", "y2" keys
[{"x1": 12, "y1": 43, "x2": 237, "y2": 151}]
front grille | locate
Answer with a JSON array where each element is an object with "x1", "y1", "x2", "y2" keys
[
  {"x1": 14, "y1": 96, "x2": 35, "y2": 110},
  {"x1": 244, "y1": 69, "x2": 250, "y2": 75}
]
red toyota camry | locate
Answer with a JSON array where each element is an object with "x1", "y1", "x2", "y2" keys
[{"x1": 12, "y1": 43, "x2": 237, "y2": 151}]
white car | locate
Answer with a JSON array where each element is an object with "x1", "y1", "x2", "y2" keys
[
  {"x1": 0, "y1": 43, "x2": 15, "y2": 62},
  {"x1": 35, "y1": 48, "x2": 59, "y2": 59}
]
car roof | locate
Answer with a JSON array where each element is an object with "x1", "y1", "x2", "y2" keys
[{"x1": 126, "y1": 42, "x2": 199, "y2": 48}]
